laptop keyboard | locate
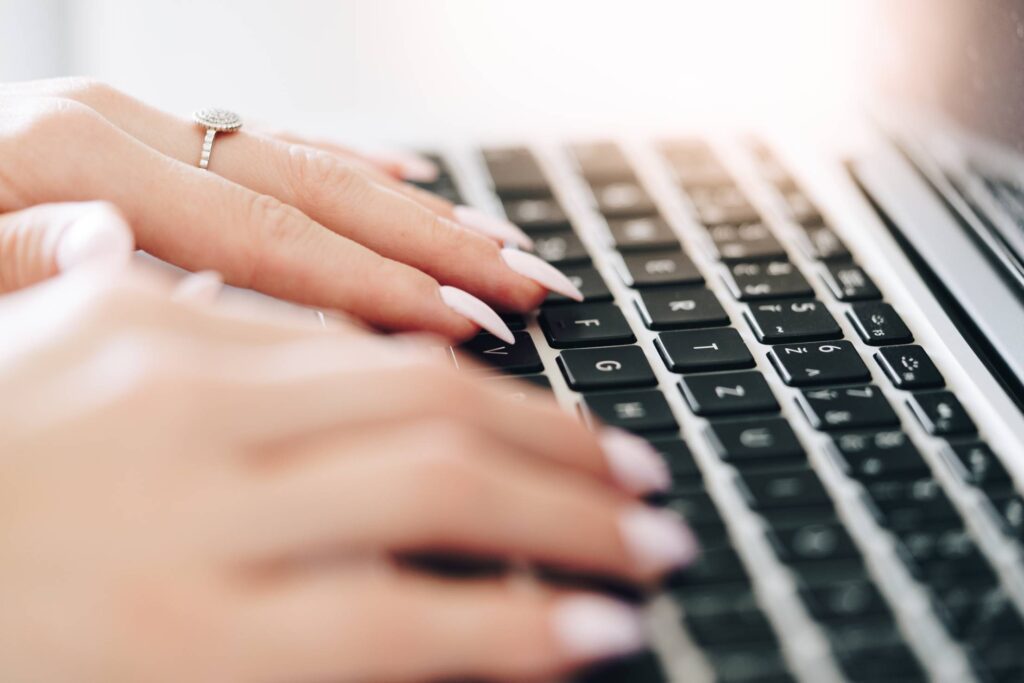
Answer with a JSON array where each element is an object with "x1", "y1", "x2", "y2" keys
[{"x1": 413, "y1": 140, "x2": 1024, "y2": 682}]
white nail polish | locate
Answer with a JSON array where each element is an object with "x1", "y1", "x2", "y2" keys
[
  {"x1": 439, "y1": 286, "x2": 515, "y2": 344},
  {"x1": 600, "y1": 428, "x2": 671, "y2": 494},
  {"x1": 172, "y1": 270, "x2": 224, "y2": 304},
  {"x1": 619, "y1": 506, "x2": 699, "y2": 572},
  {"x1": 56, "y1": 205, "x2": 134, "y2": 271},
  {"x1": 500, "y1": 248, "x2": 584, "y2": 301},
  {"x1": 396, "y1": 155, "x2": 440, "y2": 183},
  {"x1": 454, "y1": 206, "x2": 534, "y2": 249},
  {"x1": 551, "y1": 596, "x2": 645, "y2": 661}
]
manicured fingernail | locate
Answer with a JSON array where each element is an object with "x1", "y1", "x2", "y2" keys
[
  {"x1": 439, "y1": 285, "x2": 515, "y2": 344},
  {"x1": 601, "y1": 428, "x2": 671, "y2": 494},
  {"x1": 619, "y1": 506, "x2": 699, "y2": 572},
  {"x1": 551, "y1": 596, "x2": 646, "y2": 661},
  {"x1": 172, "y1": 270, "x2": 224, "y2": 304},
  {"x1": 500, "y1": 248, "x2": 583, "y2": 301},
  {"x1": 56, "y1": 205, "x2": 134, "y2": 271},
  {"x1": 454, "y1": 206, "x2": 534, "y2": 249},
  {"x1": 396, "y1": 154, "x2": 440, "y2": 183}
]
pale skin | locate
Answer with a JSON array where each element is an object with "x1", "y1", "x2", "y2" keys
[{"x1": 0, "y1": 200, "x2": 696, "y2": 682}]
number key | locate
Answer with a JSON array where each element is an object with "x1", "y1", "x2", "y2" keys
[
  {"x1": 767, "y1": 340, "x2": 870, "y2": 387},
  {"x1": 822, "y1": 262, "x2": 881, "y2": 301},
  {"x1": 797, "y1": 385, "x2": 900, "y2": 431},
  {"x1": 744, "y1": 299, "x2": 842, "y2": 343}
]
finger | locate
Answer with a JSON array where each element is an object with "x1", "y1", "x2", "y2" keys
[
  {"x1": 237, "y1": 423, "x2": 695, "y2": 581},
  {"x1": 171, "y1": 269, "x2": 223, "y2": 304},
  {"x1": 235, "y1": 569, "x2": 648, "y2": 682},
  {"x1": 0, "y1": 201, "x2": 134, "y2": 294},
  {"x1": 4, "y1": 98, "x2": 512, "y2": 340},
  {"x1": 51, "y1": 83, "x2": 548, "y2": 295}
]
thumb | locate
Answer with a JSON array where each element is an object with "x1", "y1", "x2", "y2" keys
[{"x1": 0, "y1": 201, "x2": 135, "y2": 294}]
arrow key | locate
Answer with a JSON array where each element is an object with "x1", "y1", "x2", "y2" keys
[
  {"x1": 796, "y1": 385, "x2": 900, "y2": 432},
  {"x1": 461, "y1": 330, "x2": 543, "y2": 374}
]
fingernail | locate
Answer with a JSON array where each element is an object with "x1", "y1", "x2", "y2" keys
[
  {"x1": 396, "y1": 154, "x2": 440, "y2": 183},
  {"x1": 551, "y1": 596, "x2": 646, "y2": 661},
  {"x1": 600, "y1": 428, "x2": 671, "y2": 494},
  {"x1": 56, "y1": 206, "x2": 134, "y2": 271},
  {"x1": 454, "y1": 205, "x2": 534, "y2": 249},
  {"x1": 439, "y1": 285, "x2": 515, "y2": 344},
  {"x1": 172, "y1": 270, "x2": 224, "y2": 304},
  {"x1": 500, "y1": 248, "x2": 583, "y2": 301},
  {"x1": 619, "y1": 506, "x2": 699, "y2": 572}
]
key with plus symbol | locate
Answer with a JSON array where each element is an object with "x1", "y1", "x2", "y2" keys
[{"x1": 767, "y1": 340, "x2": 870, "y2": 387}]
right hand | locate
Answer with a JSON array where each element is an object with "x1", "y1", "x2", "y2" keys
[{"x1": 0, "y1": 218, "x2": 694, "y2": 682}]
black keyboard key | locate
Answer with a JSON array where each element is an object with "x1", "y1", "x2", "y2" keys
[
  {"x1": 986, "y1": 492, "x2": 1024, "y2": 540},
  {"x1": 539, "y1": 303, "x2": 635, "y2": 348},
  {"x1": 482, "y1": 147, "x2": 550, "y2": 198},
  {"x1": 620, "y1": 249, "x2": 703, "y2": 287},
  {"x1": 707, "y1": 647, "x2": 795, "y2": 683},
  {"x1": 770, "y1": 522, "x2": 860, "y2": 563},
  {"x1": 499, "y1": 312, "x2": 527, "y2": 330},
  {"x1": 798, "y1": 224, "x2": 850, "y2": 261},
  {"x1": 676, "y1": 583, "x2": 758, "y2": 618},
  {"x1": 874, "y1": 345, "x2": 944, "y2": 390},
  {"x1": 821, "y1": 262, "x2": 881, "y2": 301},
  {"x1": 706, "y1": 221, "x2": 786, "y2": 262},
  {"x1": 636, "y1": 286, "x2": 728, "y2": 330},
  {"x1": 660, "y1": 491, "x2": 726, "y2": 529},
  {"x1": 836, "y1": 644, "x2": 925, "y2": 682},
  {"x1": 899, "y1": 525, "x2": 994, "y2": 585},
  {"x1": 797, "y1": 385, "x2": 899, "y2": 431},
  {"x1": 545, "y1": 265, "x2": 611, "y2": 305},
  {"x1": 532, "y1": 230, "x2": 590, "y2": 265},
  {"x1": 906, "y1": 390, "x2": 976, "y2": 436},
  {"x1": 583, "y1": 389, "x2": 677, "y2": 434},
  {"x1": 789, "y1": 558, "x2": 870, "y2": 586},
  {"x1": 592, "y1": 181, "x2": 657, "y2": 218},
  {"x1": 864, "y1": 476, "x2": 951, "y2": 515},
  {"x1": 947, "y1": 442, "x2": 1014, "y2": 491},
  {"x1": 724, "y1": 260, "x2": 813, "y2": 301},
  {"x1": 502, "y1": 197, "x2": 570, "y2": 232},
  {"x1": 572, "y1": 142, "x2": 636, "y2": 184},
  {"x1": 557, "y1": 345, "x2": 656, "y2": 391},
  {"x1": 648, "y1": 437, "x2": 701, "y2": 482},
  {"x1": 670, "y1": 547, "x2": 749, "y2": 587},
  {"x1": 740, "y1": 470, "x2": 831, "y2": 510},
  {"x1": 607, "y1": 216, "x2": 678, "y2": 251},
  {"x1": 780, "y1": 190, "x2": 820, "y2": 224},
  {"x1": 679, "y1": 371, "x2": 778, "y2": 417},
  {"x1": 847, "y1": 302, "x2": 914, "y2": 346},
  {"x1": 768, "y1": 340, "x2": 870, "y2": 387},
  {"x1": 801, "y1": 580, "x2": 889, "y2": 621},
  {"x1": 686, "y1": 604, "x2": 777, "y2": 646},
  {"x1": 933, "y1": 578, "x2": 1021, "y2": 641},
  {"x1": 833, "y1": 430, "x2": 929, "y2": 481},
  {"x1": 707, "y1": 417, "x2": 804, "y2": 463},
  {"x1": 575, "y1": 651, "x2": 666, "y2": 683},
  {"x1": 759, "y1": 503, "x2": 838, "y2": 531},
  {"x1": 688, "y1": 185, "x2": 761, "y2": 224},
  {"x1": 655, "y1": 328, "x2": 754, "y2": 373},
  {"x1": 461, "y1": 331, "x2": 542, "y2": 374},
  {"x1": 744, "y1": 299, "x2": 842, "y2": 343}
]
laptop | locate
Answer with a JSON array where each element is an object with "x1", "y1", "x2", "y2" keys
[{"x1": 395, "y1": 2, "x2": 1024, "y2": 681}]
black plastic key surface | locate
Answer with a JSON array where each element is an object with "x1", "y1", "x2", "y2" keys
[
  {"x1": 461, "y1": 331, "x2": 542, "y2": 374},
  {"x1": 906, "y1": 390, "x2": 976, "y2": 437},
  {"x1": 501, "y1": 196, "x2": 570, "y2": 231},
  {"x1": 620, "y1": 249, "x2": 703, "y2": 287},
  {"x1": 608, "y1": 216, "x2": 678, "y2": 251},
  {"x1": 770, "y1": 522, "x2": 860, "y2": 563},
  {"x1": 539, "y1": 303, "x2": 635, "y2": 348},
  {"x1": 557, "y1": 345, "x2": 656, "y2": 391},
  {"x1": 575, "y1": 651, "x2": 666, "y2": 683},
  {"x1": 706, "y1": 221, "x2": 787, "y2": 262},
  {"x1": 532, "y1": 230, "x2": 590, "y2": 265},
  {"x1": 685, "y1": 604, "x2": 777, "y2": 646},
  {"x1": 724, "y1": 260, "x2": 813, "y2": 301},
  {"x1": 636, "y1": 286, "x2": 729, "y2": 330},
  {"x1": 768, "y1": 340, "x2": 870, "y2": 387},
  {"x1": 985, "y1": 492, "x2": 1024, "y2": 540},
  {"x1": 740, "y1": 469, "x2": 832, "y2": 510},
  {"x1": 833, "y1": 430, "x2": 929, "y2": 481},
  {"x1": 797, "y1": 385, "x2": 900, "y2": 432},
  {"x1": 947, "y1": 442, "x2": 1014, "y2": 491},
  {"x1": 798, "y1": 224, "x2": 850, "y2": 261},
  {"x1": 656, "y1": 328, "x2": 754, "y2": 373},
  {"x1": 592, "y1": 181, "x2": 658, "y2": 218},
  {"x1": 670, "y1": 547, "x2": 749, "y2": 587},
  {"x1": 801, "y1": 580, "x2": 889, "y2": 621},
  {"x1": 688, "y1": 184, "x2": 761, "y2": 224},
  {"x1": 744, "y1": 299, "x2": 842, "y2": 343},
  {"x1": 679, "y1": 371, "x2": 778, "y2": 417},
  {"x1": 583, "y1": 389, "x2": 677, "y2": 434},
  {"x1": 821, "y1": 262, "x2": 881, "y2": 302},
  {"x1": 847, "y1": 302, "x2": 914, "y2": 346},
  {"x1": 898, "y1": 524, "x2": 993, "y2": 584},
  {"x1": 706, "y1": 417, "x2": 804, "y2": 463},
  {"x1": 874, "y1": 345, "x2": 944, "y2": 390},
  {"x1": 707, "y1": 647, "x2": 796, "y2": 683},
  {"x1": 544, "y1": 264, "x2": 611, "y2": 305},
  {"x1": 649, "y1": 437, "x2": 701, "y2": 482},
  {"x1": 780, "y1": 190, "x2": 821, "y2": 224},
  {"x1": 482, "y1": 146, "x2": 550, "y2": 198},
  {"x1": 571, "y1": 142, "x2": 636, "y2": 184}
]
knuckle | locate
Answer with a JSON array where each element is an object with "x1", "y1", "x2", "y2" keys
[
  {"x1": 50, "y1": 76, "x2": 120, "y2": 105},
  {"x1": 285, "y1": 143, "x2": 366, "y2": 206},
  {"x1": 242, "y1": 191, "x2": 317, "y2": 282}
]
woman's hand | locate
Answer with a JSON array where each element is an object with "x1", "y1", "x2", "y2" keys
[
  {"x1": 0, "y1": 239, "x2": 693, "y2": 682},
  {"x1": 0, "y1": 78, "x2": 582, "y2": 342}
]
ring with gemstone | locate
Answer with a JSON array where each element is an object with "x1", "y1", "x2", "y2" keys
[{"x1": 192, "y1": 108, "x2": 243, "y2": 170}]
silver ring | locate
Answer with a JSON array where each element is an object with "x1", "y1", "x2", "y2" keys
[{"x1": 192, "y1": 108, "x2": 243, "y2": 170}]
